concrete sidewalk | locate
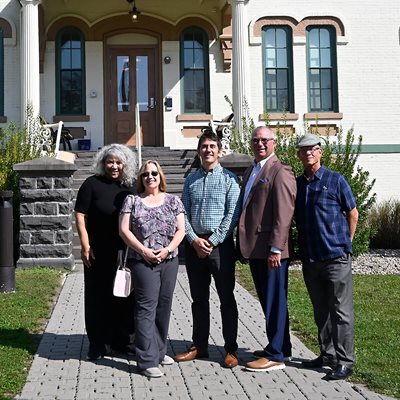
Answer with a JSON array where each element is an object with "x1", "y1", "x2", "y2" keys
[{"x1": 16, "y1": 265, "x2": 395, "y2": 400}]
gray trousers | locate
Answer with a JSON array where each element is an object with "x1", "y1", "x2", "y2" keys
[
  {"x1": 129, "y1": 257, "x2": 179, "y2": 370},
  {"x1": 303, "y1": 253, "x2": 355, "y2": 367}
]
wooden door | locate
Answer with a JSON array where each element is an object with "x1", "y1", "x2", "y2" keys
[{"x1": 107, "y1": 47, "x2": 158, "y2": 146}]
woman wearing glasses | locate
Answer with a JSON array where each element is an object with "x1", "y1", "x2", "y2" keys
[{"x1": 119, "y1": 160, "x2": 185, "y2": 378}]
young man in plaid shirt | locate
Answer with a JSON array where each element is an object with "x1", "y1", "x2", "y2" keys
[{"x1": 175, "y1": 131, "x2": 241, "y2": 369}]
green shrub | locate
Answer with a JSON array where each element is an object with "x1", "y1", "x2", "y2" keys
[
  {"x1": 369, "y1": 199, "x2": 400, "y2": 249},
  {"x1": 229, "y1": 104, "x2": 376, "y2": 256},
  {"x1": 0, "y1": 105, "x2": 45, "y2": 192},
  {"x1": 0, "y1": 106, "x2": 44, "y2": 261}
]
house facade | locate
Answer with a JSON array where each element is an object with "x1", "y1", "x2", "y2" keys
[{"x1": 1, "y1": 0, "x2": 399, "y2": 200}]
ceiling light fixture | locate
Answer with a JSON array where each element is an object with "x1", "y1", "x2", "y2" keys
[{"x1": 126, "y1": 0, "x2": 141, "y2": 23}]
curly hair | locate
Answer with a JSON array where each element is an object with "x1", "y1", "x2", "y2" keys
[{"x1": 93, "y1": 144, "x2": 137, "y2": 186}]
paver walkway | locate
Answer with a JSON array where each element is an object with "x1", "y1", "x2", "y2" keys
[{"x1": 16, "y1": 265, "x2": 395, "y2": 400}]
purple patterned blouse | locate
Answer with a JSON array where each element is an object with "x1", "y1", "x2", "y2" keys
[{"x1": 120, "y1": 193, "x2": 185, "y2": 259}]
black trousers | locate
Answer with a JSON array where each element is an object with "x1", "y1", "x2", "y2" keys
[
  {"x1": 84, "y1": 249, "x2": 135, "y2": 352},
  {"x1": 185, "y1": 236, "x2": 238, "y2": 352}
]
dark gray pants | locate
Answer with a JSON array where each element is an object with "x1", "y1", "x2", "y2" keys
[
  {"x1": 303, "y1": 253, "x2": 355, "y2": 367},
  {"x1": 129, "y1": 257, "x2": 179, "y2": 370}
]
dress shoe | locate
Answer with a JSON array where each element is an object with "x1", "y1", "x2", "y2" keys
[
  {"x1": 142, "y1": 367, "x2": 163, "y2": 378},
  {"x1": 245, "y1": 357, "x2": 285, "y2": 372},
  {"x1": 302, "y1": 355, "x2": 336, "y2": 369},
  {"x1": 327, "y1": 364, "x2": 353, "y2": 380},
  {"x1": 253, "y1": 349, "x2": 291, "y2": 361},
  {"x1": 86, "y1": 344, "x2": 110, "y2": 361},
  {"x1": 223, "y1": 352, "x2": 238, "y2": 368},
  {"x1": 174, "y1": 346, "x2": 209, "y2": 362},
  {"x1": 86, "y1": 349, "x2": 103, "y2": 361}
]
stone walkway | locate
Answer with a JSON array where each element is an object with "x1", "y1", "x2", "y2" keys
[{"x1": 16, "y1": 265, "x2": 395, "y2": 400}]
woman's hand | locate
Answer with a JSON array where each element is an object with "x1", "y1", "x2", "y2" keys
[
  {"x1": 142, "y1": 247, "x2": 170, "y2": 264},
  {"x1": 141, "y1": 247, "x2": 160, "y2": 264},
  {"x1": 81, "y1": 246, "x2": 95, "y2": 267}
]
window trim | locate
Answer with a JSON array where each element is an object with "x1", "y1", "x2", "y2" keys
[
  {"x1": 179, "y1": 26, "x2": 210, "y2": 114},
  {"x1": 55, "y1": 27, "x2": 86, "y2": 116},
  {"x1": 306, "y1": 25, "x2": 339, "y2": 113},
  {"x1": 261, "y1": 25, "x2": 294, "y2": 114}
]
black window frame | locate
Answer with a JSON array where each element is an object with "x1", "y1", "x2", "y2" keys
[
  {"x1": 262, "y1": 25, "x2": 294, "y2": 113},
  {"x1": 55, "y1": 27, "x2": 86, "y2": 115},
  {"x1": 0, "y1": 28, "x2": 4, "y2": 116},
  {"x1": 180, "y1": 26, "x2": 210, "y2": 114},
  {"x1": 306, "y1": 25, "x2": 339, "y2": 112}
]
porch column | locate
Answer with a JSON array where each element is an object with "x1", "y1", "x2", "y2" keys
[
  {"x1": 230, "y1": 0, "x2": 250, "y2": 139},
  {"x1": 20, "y1": 0, "x2": 41, "y2": 123}
]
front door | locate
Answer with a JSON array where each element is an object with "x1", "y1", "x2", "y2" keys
[{"x1": 106, "y1": 47, "x2": 159, "y2": 146}]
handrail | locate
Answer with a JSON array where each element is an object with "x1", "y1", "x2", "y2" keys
[
  {"x1": 43, "y1": 121, "x2": 64, "y2": 156},
  {"x1": 135, "y1": 103, "x2": 142, "y2": 168}
]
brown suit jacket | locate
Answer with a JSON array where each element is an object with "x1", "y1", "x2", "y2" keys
[{"x1": 238, "y1": 154, "x2": 297, "y2": 260}]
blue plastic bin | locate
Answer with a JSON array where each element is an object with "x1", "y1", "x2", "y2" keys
[{"x1": 78, "y1": 139, "x2": 91, "y2": 150}]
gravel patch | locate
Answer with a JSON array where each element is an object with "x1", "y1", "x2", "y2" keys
[
  {"x1": 352, "y1": 249, "x2": 400, "y2": 275},
  {"x1": 290, "y1": 249, "x2": 400, "y2": 275}
]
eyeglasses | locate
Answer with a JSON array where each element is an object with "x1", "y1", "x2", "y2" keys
[
  {"x1": 141, "y1": 171, "x2": 159, "y2": 178},
  {"x1": 299, "y1": 146, "x2": 321, "y2": 154},
  {"x1": 252, "y1": 137, "x2": 275, "y2": 145}
]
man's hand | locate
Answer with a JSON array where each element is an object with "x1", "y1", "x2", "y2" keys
[
  {"x1": 192, "y1": 238, "x2": 213, "y2": 258},
  {"x1": 267, "y1": 252, "x2": 281, "y2": 269}
]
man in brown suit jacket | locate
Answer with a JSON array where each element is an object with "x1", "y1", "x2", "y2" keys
[{"x1": 238, "y1": 126, "x2": 296, "y2": 372}]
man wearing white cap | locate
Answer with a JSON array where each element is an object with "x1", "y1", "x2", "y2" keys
[{"x1": 295, "y1": 134, "x2": 359, "y2": 380}]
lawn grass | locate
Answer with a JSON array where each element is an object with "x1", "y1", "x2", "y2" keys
[
  {"x1": 235, "y1": 262, "x2": 400, "y2": 399},
  {"x1": 0, "y1": 267, "x2": 63, "y2": 400}
]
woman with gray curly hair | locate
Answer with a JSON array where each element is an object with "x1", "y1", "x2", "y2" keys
[{"x1": 75, "y1": 143, "x2": 137, "y2": 360}]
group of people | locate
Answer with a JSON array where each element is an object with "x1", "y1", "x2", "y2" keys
[{"x1": 75, "y1": 127, "x2": 358, "y2": 381}]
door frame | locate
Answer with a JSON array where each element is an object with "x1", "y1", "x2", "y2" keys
[{"x1": 104, "y1": 39, "x2": 163, "y2": 147}]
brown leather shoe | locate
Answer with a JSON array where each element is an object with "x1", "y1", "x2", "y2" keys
[
  {"x1": 223, "y1": 352, "x2": 238, "y2": 368},
  {"x1": 174, "y1": 346, "x2": 208, "y2": 362},
  {"x1": 245, "y1": 357, "x2": 285, "y2": 372}
]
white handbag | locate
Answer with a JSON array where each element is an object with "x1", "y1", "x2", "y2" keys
[{"x1": 113, "y1": 248, "x2": 133, "y2": 297}]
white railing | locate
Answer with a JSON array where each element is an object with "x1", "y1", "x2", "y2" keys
[
  {"x1": 42, "y1": 121, "x2": 64, "y2": 157},
  {"x1": 135, "y1": 103, "x2": 142, "y2": 167}
]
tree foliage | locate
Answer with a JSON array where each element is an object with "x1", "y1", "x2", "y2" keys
[{"x1": 230, "y1": 105, "x2": 376, "y2": 256}]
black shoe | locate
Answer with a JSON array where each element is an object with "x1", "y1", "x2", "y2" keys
[
  {"x1": 302, "y1": 355, "x2": 336, "y2": 369},
  {"x1": 86, "y1": 349, "x2": 103, "y2": 361},
  {"x1": 327, "y1": 364, "x2": 353, "y2": 380},
  {"x1": 87, "y1": 344, "x2": 110, "y2": 361}
]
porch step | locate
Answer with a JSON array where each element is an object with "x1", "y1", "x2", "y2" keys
[{"x1": 71, "y1": 147, "x2": 198, "y2": 259}]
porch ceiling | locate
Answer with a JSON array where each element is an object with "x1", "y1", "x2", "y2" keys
[{"x1": 41, "y1": 0, "x2": 228, "y2": 28}]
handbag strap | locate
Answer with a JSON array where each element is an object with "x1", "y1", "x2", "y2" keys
[{"x1": 123, "y1": 245, "x2": 129, "y2": 268}]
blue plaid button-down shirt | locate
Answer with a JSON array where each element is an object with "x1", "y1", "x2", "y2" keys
[
  {"x1": 182, "y1": 163, "x2": 240, "y2": 246},
  {"x1": 295, "y1": 166, "x2": 357, "y2": 263}
]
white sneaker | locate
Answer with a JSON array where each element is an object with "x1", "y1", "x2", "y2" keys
[
  {"x1": 161, "y1": 355, "x2": 174, "y2": 365},
  {"x1": 142, "y1": 367, "x2": 163, "y2": 378}
]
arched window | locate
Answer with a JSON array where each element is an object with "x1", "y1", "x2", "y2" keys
[
  {"x1": 180, "y1": 27, "x2": 210, "y2": 114},
  {"x1": 262, "y1": 26, "x2": 294, "y2": 113},
  {"x1": 306, "y1": 26, "x2": 338, "y2": 112},
  {"x1": 56, "y1": 27, "x2": 85, "y2": 115},
  {"x1": 0, "y1": 28, "x2": 4, "y2": 116}
]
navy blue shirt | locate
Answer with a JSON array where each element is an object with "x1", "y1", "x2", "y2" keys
[{"x1": 295, "y1": 166, "x2": 356, "y2": 263}]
